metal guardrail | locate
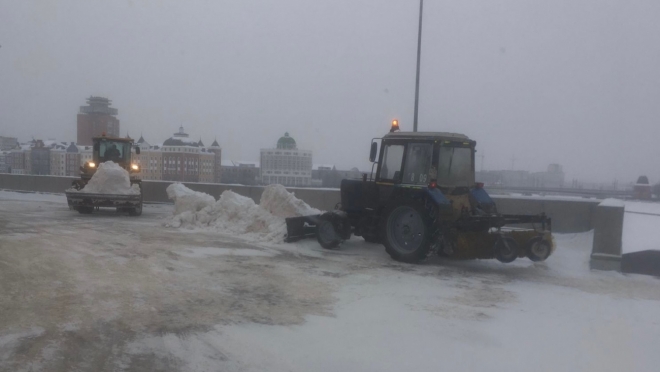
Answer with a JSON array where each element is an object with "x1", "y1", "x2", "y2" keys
[{"x1": 486, "y1": 185, "x2": 632, "y2": 199}]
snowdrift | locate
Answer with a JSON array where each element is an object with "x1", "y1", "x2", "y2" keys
[
  {"x1": 166, "y1": 183, "x2": 321, "y2": 243},
  {"x1": 166, "y1": 183, "x2": 216, "y2": 215},
  {"x1": 69, "y1": 162, "x2": 140, "y2": 195}
]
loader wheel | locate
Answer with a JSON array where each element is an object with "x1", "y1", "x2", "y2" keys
[
  {"x1": 381, "y1": 200, "x2": 435, "y2": 263},
  {"x1": 494, "y1": 236, "x2": 519, "y2": 263},
  {"x1": 77, "y1": 206, "x2": 93, "y2": 214},
  {"x1": 317, "y1": 219, "x2": 341, "y2": 249},
  {"x1": 129, "y1": 202, "x2": 143, "y2": 217},
  {"x1": 526, "y1": 237, "x2": 551, "y2": 262}
]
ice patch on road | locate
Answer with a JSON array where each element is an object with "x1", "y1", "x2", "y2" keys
[
  {"x1": 178, "y1": 247, "x2": 276, "y2": 258},
  {"x1": 166, "y1": 183, "x2": 216, "y2": 215},
  {"x1": 0, "y1": 327, "x2": 45, "y2": 361},
  {"x1": 166, "y1": 183, "x2": 320, "y2": 243},
  {"x1": 68, "y1": 162, "x2": 140, "y2": 195}
]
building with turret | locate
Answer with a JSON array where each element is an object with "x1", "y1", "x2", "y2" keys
[
  {"x1": 208, "y1": 138, "x2": 222, "y2": 184},
  {"x1": 157, "y1": 126, "x2": 221, "y2": 183},
  {"x1": 260, "y1": 132, "x2": 312, "y2": 186}
]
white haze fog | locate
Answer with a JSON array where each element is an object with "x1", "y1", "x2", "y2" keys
[{"x1": 1, "y1": 0, "x2": 659, "y2": 184}]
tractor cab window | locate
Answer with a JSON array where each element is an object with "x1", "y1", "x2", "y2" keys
[
  {"x1": 402, "y1": 143, "x2": 433, "y2": 185},
  {"x1": 379, "y1": 144, "x2": 404, "y2": 181},
  {"x1": 99, "y1": 141, "x2": 131, "y2": 163},
  {"x1": 437, "y1": 145, "x2": 473, "y2": 187}
]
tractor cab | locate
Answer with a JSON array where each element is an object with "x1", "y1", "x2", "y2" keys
[
  {"x1": 369, "y1": 131, "x2": 496, "y2": 218},
  {"x1": 374, "y1": 131, "x2": 475, "y2": 189},
  {"x1": 80, "y1": 135, "x2": 141, "y2": 181}
]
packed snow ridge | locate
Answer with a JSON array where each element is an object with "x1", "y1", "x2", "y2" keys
[
  {"x1": 166, "y1": 183, "x2": 321, "y2": 243},
  {"x1": 69, "y1": 162, "x2": 140, "y2": 195}
]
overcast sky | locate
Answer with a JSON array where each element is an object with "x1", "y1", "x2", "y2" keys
[{"x1": 1, "y1": 0, "x2": 659, "y2": 184}]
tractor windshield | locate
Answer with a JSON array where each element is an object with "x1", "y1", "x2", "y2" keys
[
  {"x1": 402, "y1": 143, "x2": 433, "y2": 185},
  {"x1": 437, "y1": 145, "x2": 473, "y2": 187},
  {"x1": 99, "y1": 141, "x2": 132, "y2": 164}
]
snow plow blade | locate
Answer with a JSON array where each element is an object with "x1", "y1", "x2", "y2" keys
[
  {"x1": 284, "y1": 214, "x2": 322, "y2": 242},
  {"x1": 65, "y1": 191, "x2": 142, "y2": 209}
]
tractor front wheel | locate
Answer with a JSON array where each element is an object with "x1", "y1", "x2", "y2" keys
[
  {"x1": 381, "y1": 200, "x2": 435, "y2": 263},
  {"x1": 317, "y1": 219, "x2": 341, "y2": 249}
]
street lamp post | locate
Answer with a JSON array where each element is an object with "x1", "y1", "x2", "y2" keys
[{"x1": 413, "y1": 0, "x2": 424, "y2": 132}]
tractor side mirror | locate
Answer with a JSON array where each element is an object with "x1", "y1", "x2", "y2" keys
[
  {"x1": 135, "y1": 147, "x2": 141, "y2": 155},
  {"x1": 369, "y1": 142, "x2": 378, "y2": 162}
]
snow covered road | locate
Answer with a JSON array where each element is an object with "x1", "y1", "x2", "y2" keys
[{"x1": 1, "y1": 190, "x2": 659, "y2": 372}]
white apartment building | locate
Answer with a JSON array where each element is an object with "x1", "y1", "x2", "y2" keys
[{"x1": 260, "y1": 132, "x2": 312, "y2": 187}]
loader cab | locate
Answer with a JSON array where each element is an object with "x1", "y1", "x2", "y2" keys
[
  {"x1": 374, "y1": 132, "x2": 476, "y2": 191},
  {"x1": 94, "y1": 138, "x2": 133, "y2": 166},
  {"x1": 81, "y1": 135, "x2": 141, "y2": 180}
]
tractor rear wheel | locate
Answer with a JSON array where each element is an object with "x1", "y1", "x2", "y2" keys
[{"x1": 381, "y1": 200, "x2": 435, "y2": 263}]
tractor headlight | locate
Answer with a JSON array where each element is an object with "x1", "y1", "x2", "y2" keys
[
  {"x1": 131, "y1": 163, "x2": 139, "y2": 171},
  {"x1": 87, "y1": 162, "x2": 96, "y2": 168}
]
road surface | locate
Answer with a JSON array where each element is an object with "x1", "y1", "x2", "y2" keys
[{"x1": 1, "y1": 191, "x2": 659, "y2": 372}]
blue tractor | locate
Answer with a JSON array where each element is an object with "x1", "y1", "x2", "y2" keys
[{"x1": 285, "y1": 123, "x2": 554, "y2": 264}]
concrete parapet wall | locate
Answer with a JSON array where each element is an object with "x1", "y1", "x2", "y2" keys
[
  {"x1": 590, "y1": 199, "x2": 625, "y2": 271},
  {"x1": 0, "y1": 174, "x2": 77, "y2": 194},
  {"x1": 0, "y1": 174, "x2": 598, "y2": 233}
]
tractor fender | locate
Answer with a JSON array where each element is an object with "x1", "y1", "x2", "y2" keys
[
  {"x1": 471, "y1": 187, "x2": 496, "y2": 208},
  {"x1": 470, "y1": 187, "x2": 495, "y2": 205},
  {"x1": 423, "y1": 187, "x2": 451, "y2": 207}
]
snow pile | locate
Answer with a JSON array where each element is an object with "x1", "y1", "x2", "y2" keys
[
  {"x1": 70, "y1": 162, "x2": 140, "y2": 195},
  {"x1": 260, "y1": 184, "x2": 320, "y2": 217},
  {"x1": 166, "y1": 183, "x2": 216, "y2": 215},
  {"x1": 599, "y1": 198, "x2": 625, "y2": 208},
  {"x1": 622, "y1": 200, "x2": 660, "y2": 254},
  {"x1": 166, "y1": 184, "x2": 321, "y2": 243}
]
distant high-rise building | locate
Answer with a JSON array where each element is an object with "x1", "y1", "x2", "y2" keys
[
  {"x1": 260, "y1": 132, "x2": 312, "y2": 186},
  {"x1": 76, "y1": 96, "x2": 120, "y2": 145}
]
